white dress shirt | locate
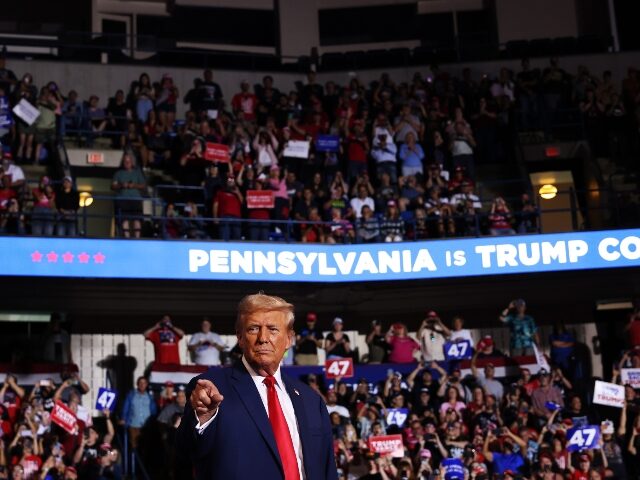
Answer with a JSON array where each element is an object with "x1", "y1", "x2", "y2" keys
[{"x1": 194, "y1": 356, "x2": 305, "y2": 479}]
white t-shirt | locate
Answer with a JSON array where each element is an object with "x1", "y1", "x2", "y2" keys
[
  {"x1": 189, "y1": 332, "x2": 226, "y2": 366},
  {"x1": 419, "y1": 328, "x2": 447, "y2": 362},
  {"x1": 450, "y1": 329, "x2": 473, "y2": 344},
  {"x1": 350, "y1": 196, "x2": 375, "y2": 218},
  {"x1": 327, "y1": 403, "x2": 350, "y2": 419},
  {"x1": 4, "y1": 163, "x2": 25, "y2": 183}
]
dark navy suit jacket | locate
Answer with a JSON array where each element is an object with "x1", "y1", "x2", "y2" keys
[{"x1": 176, "y1": 361, "x2": 338, "y2": 480}]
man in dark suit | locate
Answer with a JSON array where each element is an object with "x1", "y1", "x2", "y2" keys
[{"x1": 177, "y1": 293, "x2": 338, "y2": 480}]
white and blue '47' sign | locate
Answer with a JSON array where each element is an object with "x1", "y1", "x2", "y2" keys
[
  {"x1": 443, "y1": 340, "x2": 472, "y2": 361},
  {"x1": 95, "y1": 387, "x2": 117, "y2": 411},
  {"x1": 567, "y1": 425, "x2": 600, "y2": 452},
  {"x1": 386, "y1": 408, "x2": 409, "y2": 427}
]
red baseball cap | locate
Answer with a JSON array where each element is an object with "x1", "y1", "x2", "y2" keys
[
  {"x1": 306, "y1": 312, "x2": 317, "y2": 321},
  {"x1": 427, "y1": 310, "x2": 438, "y2": 318}
]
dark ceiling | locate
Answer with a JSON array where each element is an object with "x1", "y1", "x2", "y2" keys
[{"x1": 1, "y1": 266, "x2": 638, "y2": 334}]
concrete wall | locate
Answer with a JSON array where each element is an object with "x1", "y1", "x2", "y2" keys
[{"x1": 495, "y1": 0, "x2": 579, "y2": 44}]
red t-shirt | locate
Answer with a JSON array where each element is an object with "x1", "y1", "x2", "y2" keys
[
  {"x1": 347, "y1": 134, "x2": 368, "y2": 163},
  {"x1": 147, "y1": 327, "x2": 182, "y2": 364},
  {"x1": 629, "y1": 318, "x2": 640, "y2": 347},
  {"x1": 388, "y1": 335, "x2": 419, "y2": 363},
  {"x1": 231, "y1": 93, "x2": 258, "y2": 121},
  {"x1": 215, "y1": 189, "x2": 242, "y2": 218},
  {"x1": 0, "y1": 187, "x2": 16, "y2": 210},
  {"x1": 570, "y1": 470, "x2": 589, "y2": 480},
  {"x1": 18, "y1": 454, "x2": 42, "y2": 480},
  {"x1": 249, "y1": 208, "x2": 271, "y2": 220}
]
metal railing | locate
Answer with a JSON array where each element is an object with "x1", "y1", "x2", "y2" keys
[{"x1": 2, "y1": 185, "x2": 639, "y2": 241}]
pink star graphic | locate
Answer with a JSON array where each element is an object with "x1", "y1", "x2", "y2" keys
[
  {"x1": 62, "y1": 252, "x2": 74, "y2": 263},
  {"x1": 31, "y1": 251, "x2": 43, "y2": 262},
  {"x1": 46, "y1": 251, "x2": 58, "y2": 263},
  {"x1": 78, "y1": 252, "x2": 90, "y2": 263},
  {"x1": 93, "y1": 252, "x2": 106, "y2": 264}
]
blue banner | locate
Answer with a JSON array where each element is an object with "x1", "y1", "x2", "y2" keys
[
  {"x1": 315, "y1": 134, "x2": 340, "y2": 152},
  {"x1": 0, "y1": 229, "x2": 638, "y2": 282},
  {"x1": 443, "y1": 340, "x2": 473, "y2": 361}
]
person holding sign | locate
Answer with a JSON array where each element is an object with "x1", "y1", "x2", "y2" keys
[
  {"x1": 214, "y1": 174, "x2": 244, "y2": 241},
  {"x1": 245, "y1": 177, "x2": 273, "y2": 242},
  {"x1": 13, "y1": 73, "x2": 38, "y2": 163},
  {"x1": 531, "y1": 370, "x2": 564, "y2": 420}
]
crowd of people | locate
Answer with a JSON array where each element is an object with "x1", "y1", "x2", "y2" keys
[
  {"x1": 2, "y1": 54, "x2": 639, "y2": 240},
  {"x1": 2, "y1": 301, "x2": 640, "y2": 479}
]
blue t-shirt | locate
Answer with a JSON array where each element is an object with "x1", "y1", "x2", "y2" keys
[
  {"x1": 550, "y1": 332, "x2": 575, "y2": 364},
  {"x1": 492, "y1": 452, "x2": 524, "y2": 475}
]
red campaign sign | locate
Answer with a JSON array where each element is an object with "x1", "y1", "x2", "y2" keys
[
  {"x1": 204, "y1": 142, "x2": 230, "y2": 163},
  {"x1": 324, "y1": 357, "x2": 354, "y2": 379},
  {"x1": 368, "y1": 434, "x2": 404, "y2": 457},
  {"x1": 51, "y1": 400, "x2": 77, "y2": 434},
  {"x1": 246, "y1": 190, "x2": 274, "y2": 209}
]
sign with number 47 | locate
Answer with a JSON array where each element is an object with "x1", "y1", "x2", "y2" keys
[
  {"x1": 443, "y1": 340, "x2": 472, "y2": 361},
  {"x1": 95, "y1": 387, "x2": 117, "y2": 412},
  {"x1": 325, "y1": 358, "x2": 354, "y2": 379},
  {"x1": 566, "y1": 425, "x2": 600, "y2": 452}
]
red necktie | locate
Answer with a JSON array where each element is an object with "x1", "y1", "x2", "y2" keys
[{"x1": 263, "y1": 375, "x2": 300, "y2": 480}]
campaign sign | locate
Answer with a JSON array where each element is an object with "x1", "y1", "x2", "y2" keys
[
  {"x1": 86, "y1": 152, "x2": 104, "y2": 165},
  {"x1": 204, "y1": 142, "x2": 230, "y2": 163},
  {"x1": 283, "y1": 140, "x2": 310, "y2": 159},
  {"x1": 12, "y1": 99, "x2": 40, "y2": 126},
  {"x1": 246, "y1": 190, "x2": 274, "y2": 209},
  {"x1": 566, "y1": 425, "x2": 600, "y2": 452},
  {"x1": 315, "y1": 135, "x2": 340, "y2": 153},
  {"x1": 325, "y1": 358, "x2": 354, "y2": 379},
  {"x1": 533, "y1": 342, "x2": 550, "y2": 371},
  {"x1": 593, "y1": 380, "x2": 624, "y2": 408},
  {"x1": 368, "y1": 434, "x2": 404, "y2": 458},
  {"x1": 443, "y1": 340, "x2": 472, "y2": 361},
  {"x1": 442, "y1": 458, "x2": 465, "y2": 480},
  {"x1": 51, "y1": 400, "x2": 77, "y2": 434},
  {"x1": 0, "y1": 96, "x2": 12, "y2": 128},
  {"x1": 386, "y1": 408, "x2": 409, "y2": 427},
  {"x1": 95, "y1": 387, "x2": 117, "y2": 411},
  {"x1": 621, "y1": 368, "x2": 640, "y2": 389}
]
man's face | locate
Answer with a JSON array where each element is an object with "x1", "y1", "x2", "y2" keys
[
  {"x1": 137, "y1": 378, "x2": 148, "y2": 392},
  {"x1": 201, "y1": 320, "x2": 211, "y2": 333},
  {"x1": 238, "y1": 310, "x2": 291, "y2": 375},
  {"x1": 176, "y1": 391, "x2": 187, "y2": 407},
  {"x1": 326, "y1": 390, "x2": 337, "y2": 404}
]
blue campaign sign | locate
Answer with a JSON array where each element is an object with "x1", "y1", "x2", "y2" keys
[
  {"x1": 0, "y1": 229, "x2": 639, "y2": 283},
  {"x1": 315, "y1": 134, "x2": 340, "y2": 152},
  {"x1": 386, "y1": 408, "x2": 409, "y2": 427},
  {"x1": 0, "y1": 96, "x2": 12, "y2": 128},
  {"x1": 442, "y1": 458, "x2": 465, "y2": 480},
  {"x1": 95, "y1": 388, "x2": 117, "y2": 411},
  {"x1": 443, "y1": 340, "x2": 472, "y2": 361},
  {"x1": 566, "y1": 425, "x2": 600, "y2": 452}
]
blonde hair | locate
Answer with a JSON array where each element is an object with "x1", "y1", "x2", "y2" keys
[{"x1": 236, "y1": 292, "x2": 295, "y2": 334}]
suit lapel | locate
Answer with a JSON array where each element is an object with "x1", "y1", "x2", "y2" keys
[
  {"x1": 282, "y1": 374, "x2": 310, "y2": 479},
  {"x1": 230, "y1": 362, "x2": 282, "y2": 470}
]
